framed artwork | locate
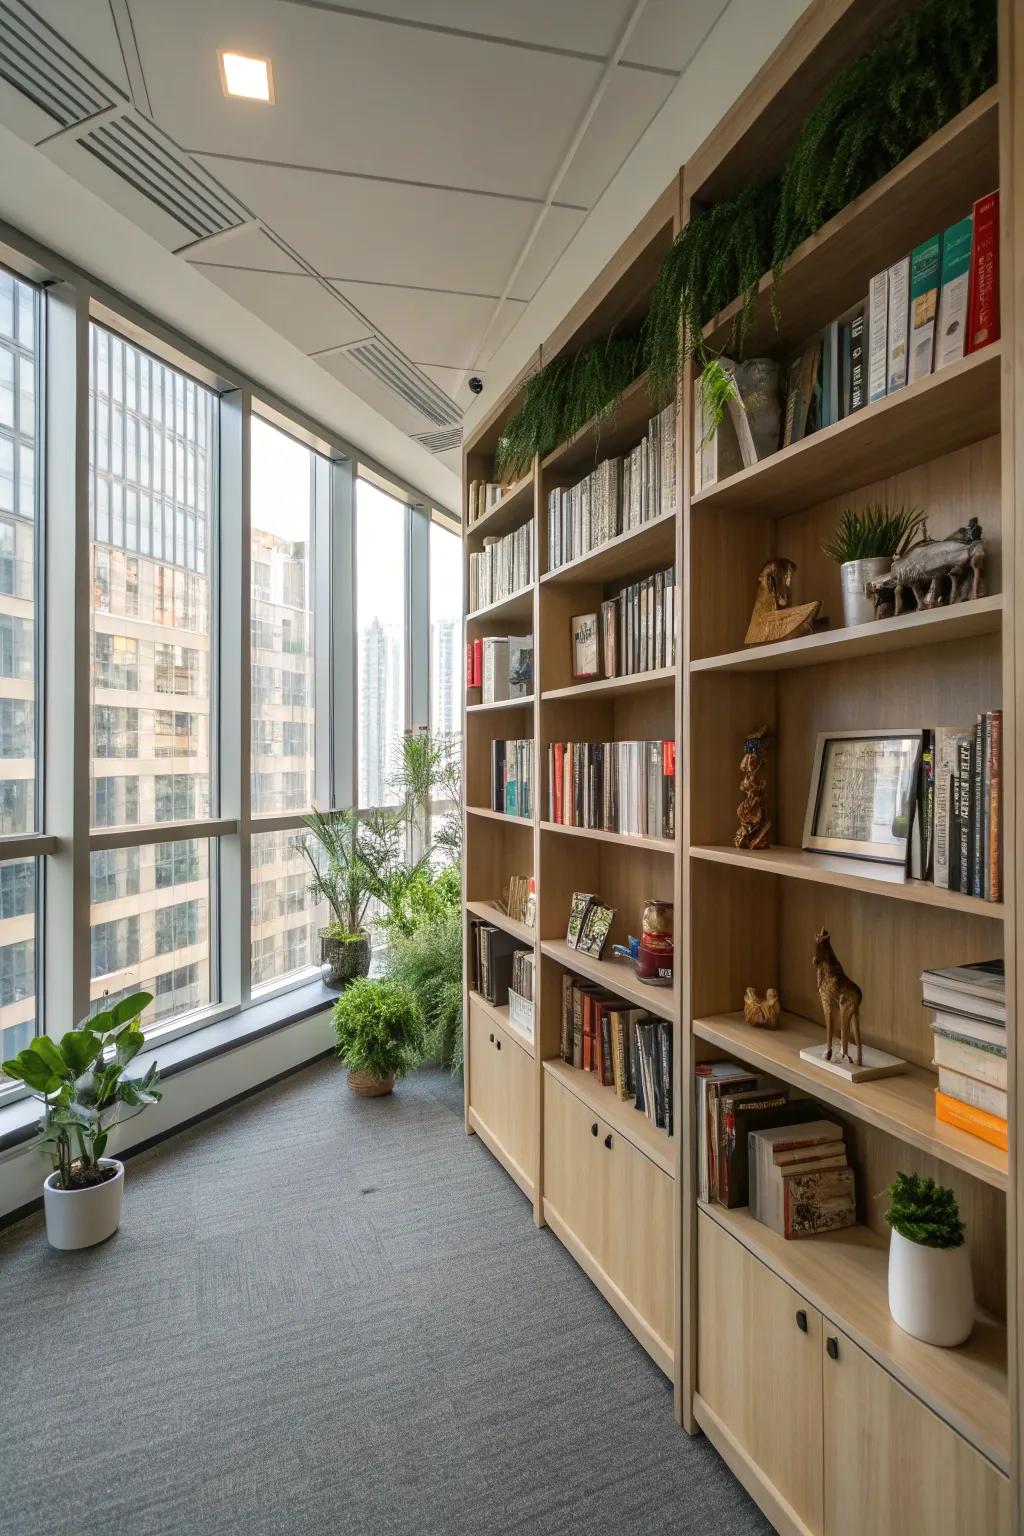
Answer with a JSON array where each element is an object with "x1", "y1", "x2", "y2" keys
[
  {"x1": 803, "y1": 729, "x2": 922, "y2": 864},
  {"x1": 570, "y1": 613, "x2": 600, "y2": 679}
]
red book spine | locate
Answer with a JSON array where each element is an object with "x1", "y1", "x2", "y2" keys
[
  {"x1": 967, "y1": 191, "x2": 1000, "y2": 352},
  {"x1": 582, "y1": 994, "x2": 594, "y2": 1072},
  {"x1": 553, "y1": 743, "x2": 564, "y2": 823},
  {"x1": 465, "y1": 642, "x2": 475, "y2": 689},
  {"x1": 472, "y1": 637, "x2": 483, "y2": 688}
]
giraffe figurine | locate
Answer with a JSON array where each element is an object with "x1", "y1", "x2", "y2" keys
[{"x1": 813, "y1": 928, "x2": 863, "y2": 1066}]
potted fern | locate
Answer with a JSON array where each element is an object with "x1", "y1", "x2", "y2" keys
[
  {"x1": 332, "y1": 976, "x2": 424, "y2": 1097},
  {"x1": 884, "y1": 1172, "x2": 974, "y2": 1347},
  {"x1": 1, "y1": 992, "x2": 160, "y2": 1250},
  {"x1": 823, "y1": 503, "x2": 925, "y2": 626}
]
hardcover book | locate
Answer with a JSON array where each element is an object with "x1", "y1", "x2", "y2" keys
[
  {"x1": 566, "y1": 891, "x2": 596, "y2": 948},
  {"x1": 867, "y1": 269, "x2": 889, "y2": 403},
  {"x1": 935, "y1": 214, "x2": 972, "y2": 368},
  {"x1": 886, "y1": 255, "x2": 910, "y2": 394},
  {"x1": 967, "y1": 191, "x2": 1000, "y2": 352},
  {"x1": 908, "y1": 233, "x2": 940, "y2": 383}
]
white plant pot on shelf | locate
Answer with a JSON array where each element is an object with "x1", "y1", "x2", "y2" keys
[
  {"x1": 43, "y1": 1158, "x2": 124, "y2": 1251},
  {"x1": 887, "y1": 1227, "x2": 975, "y2": 1347}
]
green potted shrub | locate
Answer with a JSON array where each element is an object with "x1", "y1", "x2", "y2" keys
[
  {"x1": 884, "y1": 1171, "x2": 974, "y2": 1346},
  {"x1": 822, "y1": 503, "x2": 924, "y2": 627},
  {"x1": 299, "y1": 806, "x2": 393, "y2": 984},
  {"x1": 332, "y1": 976, "x2": 424, "y2": 1097},
  {"x1": 1, "y1": 992, "x2": 160, "y2": 1250}
]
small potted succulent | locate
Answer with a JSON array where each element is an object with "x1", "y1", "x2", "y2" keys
[
  {"x1": 823, "y1": 503, "x2": 925, "y2": 627},
  {"x1": 2, "y1": 992, "x2": 160, "y2": 1250},
  {"x1": 332, "y1": 976, "x2": 424, "y2": 1097},
  {"x1": 884, "y1": 1171, "x2": 974, "y2": 1347}
]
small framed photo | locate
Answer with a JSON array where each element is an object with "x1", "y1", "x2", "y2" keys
[
  {"x1": 803, "y1": 729, "x2": 922, "y2": 864},
  {"x1": 571, "y1": 613, "x2": 600, "y2": 680}
]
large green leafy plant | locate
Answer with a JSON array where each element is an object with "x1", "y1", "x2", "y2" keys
[
  {"x1": 884, "y1": 1171, "x2": 965, "y2": 1249},
  {"x1": 332, "y1": 977, "x2": 425, "y2": 1081},
  {"x1": 2, "y1": 992, "x2": 160, "y2": 1190},
  {"x1": 386, "y1": 874, "x2": 463, "y2": 1073}
]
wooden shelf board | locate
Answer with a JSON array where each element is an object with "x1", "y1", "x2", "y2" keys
[
  {"x1": 539, "y1": 937, "x2": 678, "y2": 1022},
  {"x1": 689, "y1": 844, "x2": 1004, "y2": 919},
  {"x1": 697, "y1": 1204, "x2": 1009, "y2": 1474},
  {"x1": 693, "y1": 1009, "x2": 1007, "y2": 1190},
  {"x1": 541, "y1": 373, "x2": 661, "y2": 479},
  {"x1": 466, "y1": 805, "x2": 535, "y2": 828},
  {"x1": 543, "y1": 1056, "x2": 674, "y2": 1176},
  {"x1": 466, "y1": 693, "x2": 535, "y2": 714},
  {"x1": 540, "y1": 820, "x2": 674, "y2": 854},
  {"x1": 691, "y1": 595, "x2": 1003, "y2": 675},
  {"x1": 465, "y1": 899, "x2": 537, "y2": 948},
  {"x1": 468, "y1": 989, "x2": 535, "y2": 1057},
  {"x1": 702, "y1": 90, "x2": 1000, "y2": 359},
  {"x1": 466, "y1": 473, "x2": 534, "y2": 540},
  {"x1": 691, "y1": 345, "x2": 1000, "y2": 518},
  {"x1": 466, "y1": 586, "x2": 534, "y2": 625},
  {"x1": 540, "y1": 510, "x2": 676, "y2": 587},
  {"x1": 542, "y1": 666, "x2": 676, "y2": 701}
]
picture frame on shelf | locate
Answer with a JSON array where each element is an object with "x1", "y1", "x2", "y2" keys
[
  {"x1": 802, "y1": 728, "x2": 922, "y2": 864},
  {"x1": 570, "y1": 613, "x2": 600, "y2": 680}
]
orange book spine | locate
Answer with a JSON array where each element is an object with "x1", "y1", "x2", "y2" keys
[{"x1": 935, "y1": 1090, "x2": 1008, "y2": 1150}]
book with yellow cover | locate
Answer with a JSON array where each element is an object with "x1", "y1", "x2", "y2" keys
[{"x1": 935, "y1": 1089, "x2": 1008, "y2": 1150}]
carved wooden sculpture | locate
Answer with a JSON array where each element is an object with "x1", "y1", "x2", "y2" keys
[
  {"x1": 813, "y1": 927, "x2": 863, "y2": 1065},
  {"x1": 866, "y1": 518, "x2": 986, "y2": 617},
  {"x1": 743, "y1": 986, "x2": 781, "y2": 1029},
  {"x1": 744, "y1": 558, "x2": 821, "y2": 645},
  {"x1": 735, "y1": 725, "x2": 771, "y2": 849}
]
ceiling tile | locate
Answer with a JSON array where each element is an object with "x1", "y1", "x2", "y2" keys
[
  {"x1": 323, "y1": 1, "x2": 634, "y2": 57},
  {"x1": 316, "y1": 348, "x2": 444, "y2": 437},
  {"x1": 506, "y1": 207, "x2": 587, "y2": 307},
  {"x1": 28, "y1": 0, "x2": 132, "y2": 98},
  {"x1": 623, "y1": 0, "x2": 729, "y2": 71},
  {"x1": 184, "y1": 225, "x2": 303, "y2": 272},
  {"x1": 329, "y1": 282, "x2": 524, "y2": 371},
  {"x1": 557, "y1": 64, "x2": 675, "y2": 211},
  {"x1": 128, "y1": 0, "x2": 600, "y2": 202},
  {"x1": 194, "y1": 267, "x2": 370, "y2": 353}
]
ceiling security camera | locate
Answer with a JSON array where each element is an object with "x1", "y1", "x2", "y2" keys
[{"x1": 468, "y1": 376, "x2": 484, "y2": 395}]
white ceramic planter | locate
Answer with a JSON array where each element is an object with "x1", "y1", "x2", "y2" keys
[
  {"x1": 888, "y1": 1227, "x2": 975, "y2": 1346},
  {"x1": 840, "y1": 556, "x2": 892, "y2": 627},
  {"x1": 43, "y1": 1158, "x2": 124, "y2": 1251}
]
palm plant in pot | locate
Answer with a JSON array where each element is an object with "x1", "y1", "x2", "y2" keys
[
  {"x1": 298, "y1": 807, "x2": 395, "y2": 985},
  {"x1": 332, "y1": 976, "x2": 424, "y2": 1097},
  {"x1": 822, "y1": 503, "x2": 925, "y2": 627},
  {"x1": 1, "y1": 991, "x2": 160, "y2": 1250},
  {"x1": 884, "y1": 1171, "x2": 974, "y2": 1347}
]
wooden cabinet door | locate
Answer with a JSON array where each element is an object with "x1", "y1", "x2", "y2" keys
[
  {"x1": 697, "y1": 1212, "x2": 825, "y2": 1536},
  {"x1": 596, "y1": 1125, "x2": 674, "y2": 1358},
  {"x1": 542, "y1": 1068, "x2": 603, "y2": 1258},
  {"x1": 468, "y1": 999, "x2": 536, "y2": 1195},
  {"x1": 822, "y1": 1326, "x2": 1009, "y2": 1536}
]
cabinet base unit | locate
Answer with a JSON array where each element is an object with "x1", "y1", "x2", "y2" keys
[{"x1": 467, "y1": 996, "x2": 537, "y2": 1201}]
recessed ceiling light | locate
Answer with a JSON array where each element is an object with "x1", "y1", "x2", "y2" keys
[{"x1": 218, "y1": 50, "x2": 274, "y2": 103}]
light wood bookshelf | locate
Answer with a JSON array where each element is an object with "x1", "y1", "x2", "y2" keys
[{"x1": 462, "y1": 4, "x2": 1020, "y2": 1529}]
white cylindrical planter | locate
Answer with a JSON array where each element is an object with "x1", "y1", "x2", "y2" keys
[
  {"x1": 888, "y1": 1228, "x2": 975, "y2": 1346},
  {"x1": 840, "y1": 556, "x2": 892, "y2": 626},
  {"x1": 43, "y1": 1158, "x2": 124, "y2": 1251}
]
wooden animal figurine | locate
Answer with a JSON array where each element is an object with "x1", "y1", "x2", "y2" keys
[
  {"x1": 735, "y1": 725, "x2": 772, "y2": 849},
  {"x1": 743, "y1": 986, "x2": 781, "y2": 1029},
  {"x1": 744, "y1": 558, "x2": 821, "y2": 645},
  {"x1": 813, "y1": 928, "x2": 863, "y2": 1066},
  {"x1": 866, "y1": 518, "x2": 986, "y2": 616}
]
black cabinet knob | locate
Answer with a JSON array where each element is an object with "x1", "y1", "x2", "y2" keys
[
  {"x1": 826, "y1": 1336, "x2": 839, "y2": 1361},
  {"x1": 489, "y1": 1033, "x2": 494, "y2": 1043},
  {"x1": 591, "y1": 1123, "x2": 599, "y2": 1137},
  {"x1": 604, "y1": 1133, "x2": 613, "y2": 1149},
  {"x1": 795, "y1": 1310, "x2": 808, "y2": 1333},
  {"x1": 496, "y1": 1039, "x2": 501, "y2": 1050}
]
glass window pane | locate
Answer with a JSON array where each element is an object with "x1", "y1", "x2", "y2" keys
[
  {"x1": 89, "y1": 838, "x2": 212, "y2": 1032},
  {"x1": 250, "y1": 828, "x2": 324, "y2": 989},
  {"x1": 89, "y1": 325, "x2": 214, "y2": 831},
  {"x1": 250, "y1": 418, "x2": 317, "y2": 816},
  {"x1": 357, "y1": 479, "x2": 405, "y2": 808},
  {"x1": 429, "y1": 520, "x2": 462, "y2": 741},
  {"x1": 0, "y1": 856, "x2": 37, "y2": 1067}
]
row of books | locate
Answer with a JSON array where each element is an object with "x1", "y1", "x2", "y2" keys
[
  {"x1": 910, "y1": 716, "x2": 1002, "y2": 900},
  {"x1": 546, "y1": 401, "x2": 676, "y2": 572},
  {"x1": 926, "y1": 959, "x2": 1007, "y2": 1151},
  {"x1": 570, "y1": 565, "x2": 676, "y2": 681},
  {"x1": 695, "y1": 1062, "x2": 855, "y2": 1238},
  {"x1": 546, "y1": 739, "x2": 675, "y2": 840},
  {"x1": 466, "y1": 479, "x2": 507, "y2": 525},
  {"x1": 501, "y1": 874, "x2": 535, "y2": 928},
  {"x1": 467, "y1": 920, "x2": 520, "y2": 1006},
  {"x1": 489, "y1": 738, "x2": 534, "y2": 818},
  {"x1": 468, "y1": 519, "x2": 533, "y2": 613},
  {"x1": 559, "y1": 973, "x2": 673, "y2": 1136},
  {"x1": 465, "y1": 633, "x2": 534, "y2": 702},
  {"x1": 510, "y1": 947, "x2": 534, "y2": 1005}
]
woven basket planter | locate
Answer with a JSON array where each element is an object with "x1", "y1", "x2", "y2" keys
[{"x1": 347, "y1": 1069, "x2": 395, "y2": 1098}]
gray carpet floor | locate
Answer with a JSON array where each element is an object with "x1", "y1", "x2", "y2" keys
[{"x1": 0, "y1": 1059, "x2": 771, "y2": 1536}]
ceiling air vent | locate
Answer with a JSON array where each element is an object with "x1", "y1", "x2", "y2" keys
[
  {"x1": 79, "y1": 115, "x2": 246, "y2": 240},
  {"x1": 0, "y1": 0, "x2": 113, "y2": 126},
  {"x1": 413, "y1": 427, "x2": 463, "y2": 455},
  {"x1": 345, "y1": 340, "x2": 462, "y2": 429}
]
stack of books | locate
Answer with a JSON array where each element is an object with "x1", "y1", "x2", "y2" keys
[
  {"x1": 468, "y1": 519, "x2": 533, "y2": 611},
  {"x1": 749, "y1": 1121, "x2": 855, "y2": 1239},
  {"x1": 546, "y1": 739, "x2": 675, "y2": 839},
  {"x1": 695, "y1": 1064, "x2": 831, "y2": 1209},
  {"x1": 467, "y1": 921, "x2": 520, "y2": 1006},
  {"x1": 489, "y1": 738, "x2": 533, "y2": 818},
  {"x1": 926, "y1": 959, "x2": 1007, "y2": 1150},
  {"x1": 510, "y1": 948, "x2": 534, "y2": 1004},
  {"x1": 465, "y1": 634, "x2": 533, "y2": 702},
  {"x1": 559, "y1": 973, "x2": 673, "y2": 1136},
  {"x1": 546, "y1": 401, "x2": 676, "y2": 572},
  {"x1": 500, "y1": 874, "x2": 534, "y2": 927}
]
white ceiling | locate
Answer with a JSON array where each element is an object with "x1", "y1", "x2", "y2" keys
[{"x1": 1, "y1": 0, "x2": 729, "y2": 478}]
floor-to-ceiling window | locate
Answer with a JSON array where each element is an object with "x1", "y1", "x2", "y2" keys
[{"x1": 356, "y1": 478, "x2": 407, "y2": 809}]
